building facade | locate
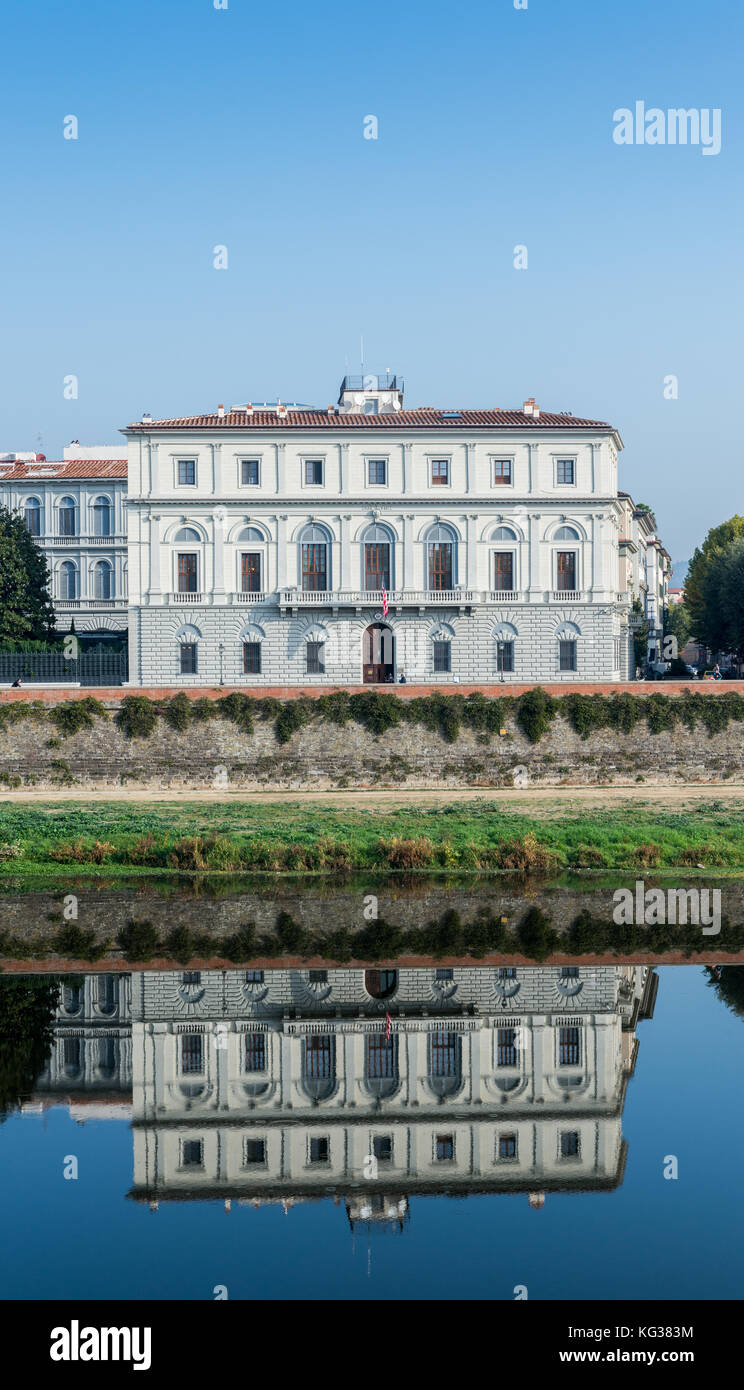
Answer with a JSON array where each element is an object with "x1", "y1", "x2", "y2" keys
[
  {"x1": 0, "y1": 446, "x2": 128, "y2": 640},
  {"x1": 123, "y1": 375, "x2": 634, "y2": 686}
]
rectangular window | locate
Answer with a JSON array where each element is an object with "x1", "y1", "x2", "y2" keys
[
  {"x1": 494, "y1": 552, "x2": 514, "y2": 591},
  {"x1": 363, "y1": 399, "x2": 378, "y2": 415},
  {"x1": 556, "y1": 552, "x2": 576, "y2": 590},
  {"x1": 435, "y1": 1134, "x2": 454, "y2": 1161},
  {"x1": 497, "y1": 1028, "x2": 518, "y2": 1067},
  {"x1": 181, "y1": 1034, "x2": 203, "y2": 1074},
  {"x1": 560, "y1": 1131, "x2": 580, "y2": 1158},
  {"x1": 244, "y1": 1138, "x2": 266, "y2": 1165},
  {"x1": 430, "y1": 1032, "x2": 459, "y2": 1078},
  {"x1": 241, "y1": 459, "x2": 259, "y2": 486},
  {"x1": 243, "y1": 642, "x2": 261, "y2": 675},
  {"x1": 178, "y1": 459, "x2": 196, "y2": 486},
  {"x1": 25, "y1": 504, "x2": 41, "y2": 536},
  {"x1": 182, "y1": 972, "x2": 201, "y2": 986},
  {"x1": 561, "y1": 966, "x2": 579, "y2": 979},
  {"x1": 497, "y1": 640, "x2": 514, "y2": 673},
  {"x1": 498, "y1": 967, "x2": 516, "y2": 979},
  {"x1": 180, "y1": 642, "x2": 197, "y2": 675},
  {"x1": 433, "y1": 640, "x2": 451, "y2": 673},
  {"x1": 493, "y1": 459, "x2": 513, "y2": 485},
  {"x1": 364, "y1": 542, "x2": 390, "y2": 591},
  {"x1": 244, "y1": 1033, "x2": 266, "y2": 1073},
  {"x1": 367, "y1": 458, "x2": 387, "y2": 485},
  {"x1": 241, "y1": 552, "x2": 261, "y2": 592},
  {"x1": 431, "y1": 459, "x2": 449, "y2": 486},
  {"x1": 556, "y1": 458, "x2": 575, "y2": 485},
  {"x1": 559, "y1": 639, "x2": 577, "y2": 673},
  {"x1": 59, "y1": 506, "x2": 76, "y2": 537},
  {"x1": 436, "y1": 968, "x2": 454, "y2": 982},
  {"x1": 301, "y1": 543, "x2": 327, "y2": 591},
  {"x1": 306, "y1": 640, "x2": 325, "y2": 675},
  {"x1": 177, "y1": 553, "x2": 198, "y2": 593},
  {"x1": 498, "y1": 1134, "x2": 517, "y2": 1160},
  {"x1": 304, "y1": 458, "x2": 323, "y2": 485},
  {"x1": 309, "y1": 1136, "x2": 329, "y2": 1163},
  {"x1": 245, "y1": 969, "x2": 264, "y2": 984},
  {"x1": 182, "y1": 1140, "x2": 203, "y2": 1167},
  {"x1": 308, "y1": 969, "x2": 328, "y2": 984},
  {"x1": 428, "y1": 542, "x2": 453, "y2": 590},
  {"x1": 559, "y1": 1026, "x2": 581, "y2": 1066},
  {"x1": 372, "y1": 1135, "x2": 392, "y2": 1162}
]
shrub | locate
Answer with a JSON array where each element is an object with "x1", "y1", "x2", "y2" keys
[
  {"x1": 116, "y1": 696, "x2": 158, "y2": 739},
  {"x1": 517, "y1": 687, "x2": 556, "y2": 743},
  {"x1": 495, "y1": 833, "x2": 557, "y2": 873},
  {"x1": 160, "y1": 693, "x2": 193, "y2": 731},
  {"x1": 218, "y1": 692, "x2": 255, "y2": 733},
  {"x1": 49, "y1": 697, "x2": 108, "y2": 738},
  {"x1": 383, "y1": 837, "x2": 435, "y2": 869},
  {"x1": 349, "y1": 691, "x2": 404, "y2": 736}
]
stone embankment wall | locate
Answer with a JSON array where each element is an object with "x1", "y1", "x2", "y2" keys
[{"x1": 0, "y1": 693, "x2": 743, "y2": 789}]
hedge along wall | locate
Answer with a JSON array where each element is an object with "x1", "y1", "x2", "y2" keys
[{"x1": 1, "y1": 688, "x2": 744, "y2": 789}]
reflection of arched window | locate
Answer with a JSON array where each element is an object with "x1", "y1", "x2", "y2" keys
[
  {"x1": 365, "y1": 1034, "x2": 399, "y2": 1097},
  {"x1": 63, "y1": 1037, "x2": 82, "y2": 1079},
  {"x1": 426, "y1": 524, "x2": 457, "y2": 590},
  {"x1": 93, "y1": 560, "x2": 113, "y2": 600},
  {"x1": 96, "y1": 975, "x2": 116, "y2": 1016},
  {"x1": 96, "y1": 1037, "x2": 117, "y2": 1079},
  {"x1": 59, "y1": 561, "x2": 77, "y2": 600},
  {"x1": 92, "y1": 495, "x2": 113, "y2": 537},
  {"x1": 428, "y1": 1031, "x2": 462, "y2": 1096},
  {"x1": 362, "y1": 523, "x2": 393, "y2": 591},
  {"x1": 303, "y1": 1034, "x2": 335, "y2": 1100},
  {"x1": 62, "y1": 983, "x2": 82, "y2": 1013},
  {"x1": 364, "y1": 969, "x2": 398, "y2": 1000},
  {"x1": 24, "y1": 497, "x2": 41, "y2": 535},
  {"x1": 300, "y1": 524, "x2": 330, "y2": 592}
]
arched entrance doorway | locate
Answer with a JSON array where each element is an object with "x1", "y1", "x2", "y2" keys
[{"x1": 363, "y1": 623, "x2": 395, "y2": 684}]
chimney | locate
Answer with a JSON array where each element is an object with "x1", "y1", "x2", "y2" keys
[
  {"x1": 327, "y1": 405, "x2": 335, "y2": 415},
  {"x1": 277, "y1": 399, "x2": 287, "y2": 418},
  {"x1": 523, "y1": 399, "x2": 533, "y2": 416},
  {"x1": 245, "y1": 402, "x2": 254, "y2": 416},
  {"x1": 217, "y1": 403, "x2": 225, "y2": 418},
  {"x1": 141, "y1": 412, "x2": 152, "y2": 424}
]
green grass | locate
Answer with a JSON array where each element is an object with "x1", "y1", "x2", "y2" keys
[{"x1": 2, "y1": 800, "x2": 744, "y2": 876}]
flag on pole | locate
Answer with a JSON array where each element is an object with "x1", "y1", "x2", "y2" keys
[
  {"x1": 385, "y1": 1012, "x2": 392, "y2": 1043},
  {"x1": 381, "y1": 583, "x2": 389, "y2": 617}
]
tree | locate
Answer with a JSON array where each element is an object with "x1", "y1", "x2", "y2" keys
[
  {"x1": 714, "y1": 539, "x2": 744, "y2": 656},
  {"x1": 664, "y1": 602, "x2": 691, "y2": 655},
  {"x1": 0, "y1": 977, "x2": 60, "y2": 1119},
  {"x1": 0, "y1": 505, "x2": 56, "y2": 644},
  {"x1": 685, "y1": 515, "x2": 744, "y2": 648}
]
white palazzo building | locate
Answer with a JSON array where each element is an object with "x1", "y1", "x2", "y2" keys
[{"x1": 123, "y1": 375, "x2": 634, "y2": 686}]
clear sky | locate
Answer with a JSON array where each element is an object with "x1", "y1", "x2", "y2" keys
[{"x1": 0, "y1": 0, "x2": 741, "y2": 561}]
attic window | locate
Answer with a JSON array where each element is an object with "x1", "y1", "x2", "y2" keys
[{"x1": 363, "y1": 399, "x2": 378, "y2": 414}]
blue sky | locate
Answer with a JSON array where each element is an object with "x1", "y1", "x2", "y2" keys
[{"x1": 0, "y1": 0, "x2": 741, "y2": 560}]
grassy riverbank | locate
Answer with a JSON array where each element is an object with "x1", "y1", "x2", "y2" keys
[{"x1": 2, "y1": 800, "x2": 744, "y2": 877}]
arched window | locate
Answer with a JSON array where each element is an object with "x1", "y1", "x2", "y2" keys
[
  {"x1": 174, "y1": 526, "x2": 201, "y2": 543},
  {"x1": 62, "y1": 983, "x2": 82, "y2": 1014},
  {"x1": 492, "y1": 525, "x2": 517, "y2": 541},
  {"x1": 362, "y1": 523, "x2": 393, "y2": 592},
  {"x1": 239, "y1": 529, "x2": 264, "y2": 594},
  {"x1": 96, "y1": 1037, "x2": 117, "y2": 1079},
  {"x1": 554, "y1": 525, "x2": 579, "y2": 541},
  {"x1": 300, "y1": 524, "x2": 330, "y2": 592},
  {"x1": 58, "y1": 496, "x2": 76, "y2": 537},
  {"x1": 92, "y1": 495, "x2": 113, "y2": 537},
  {"x1": 426, "y1": 523, "x2": 457, "y2": 590},
  {"x1": 96, "y1": 975, "x2": 117, "y2": 1016},
  {"x1": 93, "y1": 560, "x2": 113, "y2": 600},
  {"x1": 238, "y1": 526, "x2": 264, "y2": 543},
  {"x1": 428, "y1": 1031, "x2": 462, "y2": 1097},
  {"x1": 24, "y1": 497, "x2": 41, "y2": 536},
  {"x1": 60, "y1": 561, "x2": 78, "y2": 600},
  {"x1": 175, "y1": 530, "x2": 200, "y2": 593}
]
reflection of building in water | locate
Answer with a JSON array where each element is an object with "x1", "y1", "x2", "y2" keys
[
  {"x1": 31, "y1": 974, "x2": 132, "y2": 1120},
  {"x1": 126, "y1": 965, "x2": 656, "y2": 1206}
]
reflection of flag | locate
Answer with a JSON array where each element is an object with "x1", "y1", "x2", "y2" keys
[
  {"x1": 385, "y1": 1012, "x2": 392, "y2": 1043},
  {"x1": 381, "y1": 583, "x2": 389, "y2": 617}
]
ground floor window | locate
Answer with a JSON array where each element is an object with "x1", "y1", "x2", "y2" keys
[
  {"x1": 179, "y1": 642, "x2": 197, "y2": 675},
  {"x1": 559, "y1": 638, "x2": 577, "y2": 672},
  {"x1": 243, "y1": 641, "x2": 261, "y2": 674},
  {"x1": 497, "y1": 639, "x2": 514, "y2": 673},
  {"x1": 433, "y1": 639, "x2": 451, "y2": 673},
  {"x1": 306, "y1": 640, "x2": 325, "y2": 674}
]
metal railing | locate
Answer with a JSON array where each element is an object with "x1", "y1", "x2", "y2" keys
[{"x1": 0, "y1": 650, "x2": 128, "y2": 686}]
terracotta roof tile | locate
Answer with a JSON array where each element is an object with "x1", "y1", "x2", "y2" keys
[
  {"x1": 125, "y1": 408, "x2": 613, "y2": 432},
  {"x1": 0, "y1": 460, "x2": 127, "y2": 479}
]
